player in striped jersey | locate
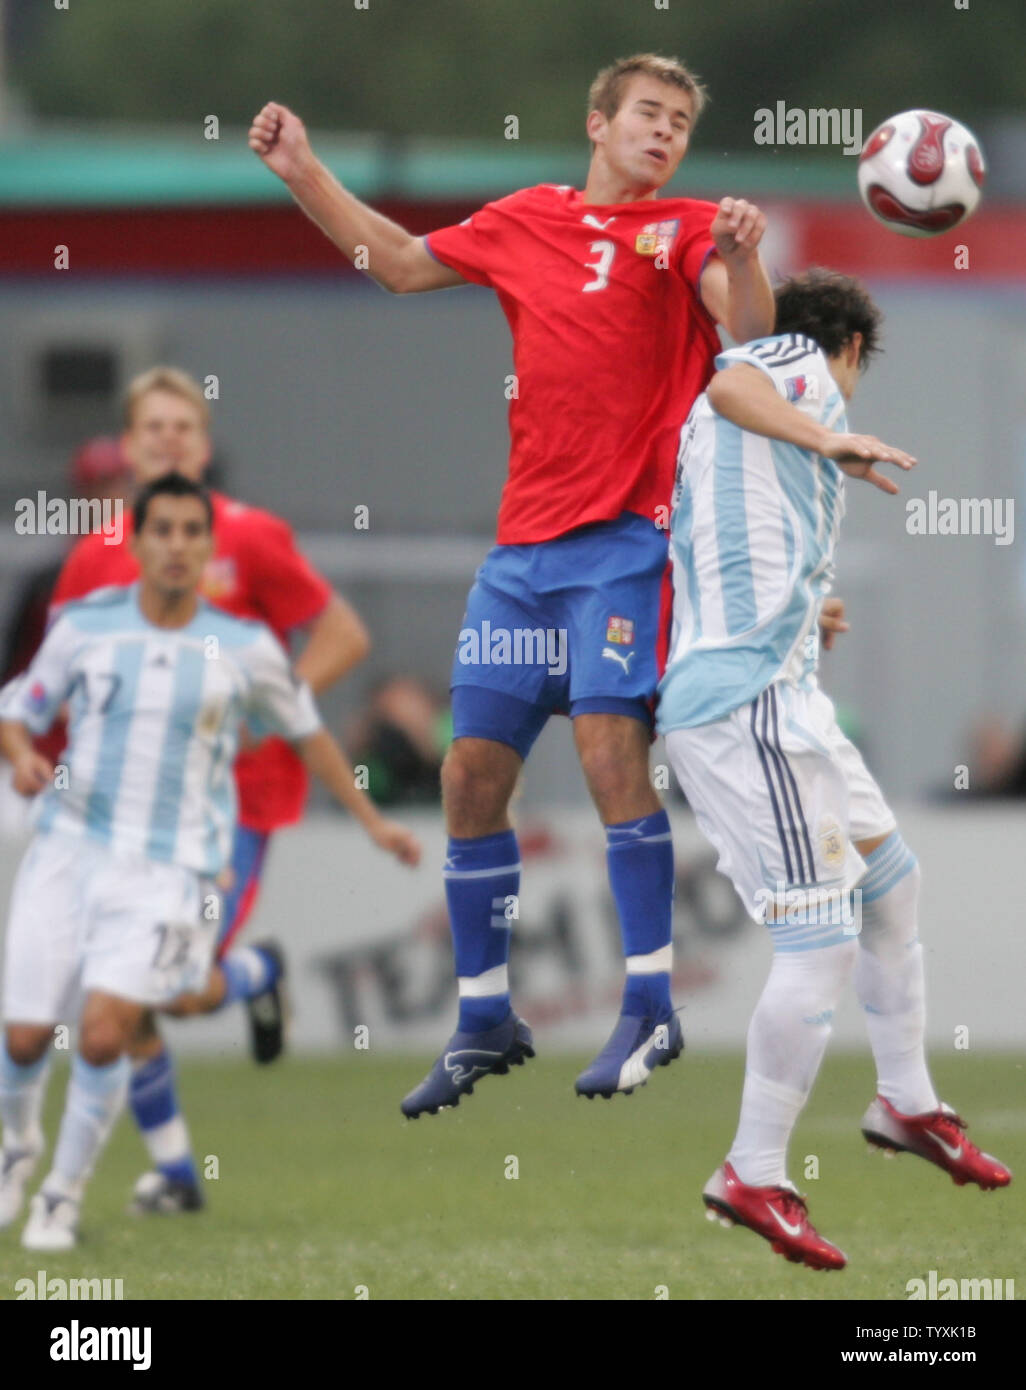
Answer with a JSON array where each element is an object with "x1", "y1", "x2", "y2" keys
[
  {"x1": 0, "y1": 474, "x2": 420, "y2": 1250},
  {"x1": 659, "y1": 269, "x2": 1010, "y2": 1270},
  {"x1": 51, "y1": 368, "x2": 371, "y2": 1218}
]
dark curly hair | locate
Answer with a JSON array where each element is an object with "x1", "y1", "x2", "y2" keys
[
  {"x1": 773, "y1": 268, "x2": 882, "y2": 370},
  {"x1": 133, "y1": 471, "x2": 213, "y2": 533}
]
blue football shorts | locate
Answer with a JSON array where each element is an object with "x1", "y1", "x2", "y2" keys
[{"x1": 450, "y1": 511, "x2": 672, "y2": 759}]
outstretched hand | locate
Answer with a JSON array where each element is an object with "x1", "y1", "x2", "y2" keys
[
  {"x1": 371, "y1": 817, "x2": 422, "y2": 868},
  {"x1": 818, "y1": 597, "x2": 849, "y2": 651},
  {"x1": 821, "y1": 433, "x2": 917, "y2": 494}
]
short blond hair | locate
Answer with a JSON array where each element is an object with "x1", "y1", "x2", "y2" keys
[
  {"x1": 588, "y1": 53, "x2": 707, "y2": 130},
  {"x1": 123, "y1": 366, "x2": 210, "y2": 430}
]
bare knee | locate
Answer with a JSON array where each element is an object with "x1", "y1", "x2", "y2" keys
[
  {"x1": 574, "y1": 716, "x2": 658, "y2": 822},
  {"x1": 441, "y1": 738, "x2": 520, "y2": 836},
  {"x1": 5, "y1": 1024, "x2": 54, "y2": 1067},
  {"x1": 578, "y1": 742, "x2": 630, "y2": 801},
  {"x1": 79, "y1": 1017, "x2": 130, "y2": 1068}
]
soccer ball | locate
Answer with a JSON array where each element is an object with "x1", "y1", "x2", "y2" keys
[{"x1": 857, "y1": 110, "x2": 985, "y2": 238}]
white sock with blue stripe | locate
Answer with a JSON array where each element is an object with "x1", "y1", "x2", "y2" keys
[
  {"x1": 854, "y1": 831, "x2": 938, "y2": 1115},
  {"x1": 0, "y1": 1039, "x2": 51, "y2": 1153},
  {"x1": 729, "y1": 934, "x2": 857, "y2": 1187},
  {"x1": 43, "y1": 1053, "x2": 130, "y2": 1201}
]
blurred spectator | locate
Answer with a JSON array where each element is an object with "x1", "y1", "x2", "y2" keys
[
  {"x1": 964, "y1": 716, "x2": 1026, "y2": 797},
  {"x1": 345, "y1": 677, "x2": 450, "y2": 806},
  {"x1": 1, "y1": 436, "x2": 132, "y2": 685},
  {"x1": 0, "y1": 436, "x2": 132, "y2": 831}
]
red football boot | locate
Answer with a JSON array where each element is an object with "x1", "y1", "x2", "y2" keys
[
  {"x1": 702, "y1": 1162, "x2": 847, "y2": 1271},
  {"x1": 862, "y1": 1096, "x2": 1012, "y2": 1190}
]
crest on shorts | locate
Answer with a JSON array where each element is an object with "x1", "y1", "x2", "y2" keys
[
  {"x1": 818, "y1": 816, "x2": 845, "y2": 868},
  {"x1": 606, "y1": 616, "x2": 634, "y2": 645}
]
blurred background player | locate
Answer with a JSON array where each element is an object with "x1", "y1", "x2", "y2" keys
[
  {"x1": 249, "y1": 53, "x2": 775, "y2": 1115},
  {"x1": 1, "y1": 436, "x2": 132, "y2": 689},
  {"x1": 0, "y1": 473, "x2": 420, "y2": 1250},
  {"x1": 50, "y1": 367, "x2": 371, "y2": 1211},
  {"x1": 0, "y1": 437, "x2": 133, "y2": 832},
  {"x1": 659, "y1": 270, "x2": 1011, "y2": 1270}
]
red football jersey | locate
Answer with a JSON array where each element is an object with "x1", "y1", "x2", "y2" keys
[
  {"x1": 51, "y1": 491, "x2": 332, "y2": 831},
  {"x1": 426, "y1": 184, "x2": 722, "y2": 544}
]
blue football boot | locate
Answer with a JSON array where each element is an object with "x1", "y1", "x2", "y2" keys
[
  {"x1": 575, "y1": 1009, "x2": 683, "y2": 1098},
  {"x1": 400, "y1": 1013, "x2": 535, "y2": 1118}
]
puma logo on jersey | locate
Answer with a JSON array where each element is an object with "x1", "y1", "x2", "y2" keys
[
  {"x1": 602, "y1": 646, "x2": 635, "y2": 675},
  {"x1": 582, "y1": 214, "x2": 616, "y2": 230}
]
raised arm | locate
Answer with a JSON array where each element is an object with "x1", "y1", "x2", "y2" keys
[
  {"x1": 699, "y1": 198, "x2": 775, "y2": 344},
  {"x1": 707, "y1": 363, "x2": 916, "y2": 493},
  {"x1": 248, "y1": 102, "x2": 466, "y2": 294}
]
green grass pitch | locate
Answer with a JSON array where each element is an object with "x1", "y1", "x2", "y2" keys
[{"x1": 1, "y1": 1051, "x2": 1022, "y2": 1300}]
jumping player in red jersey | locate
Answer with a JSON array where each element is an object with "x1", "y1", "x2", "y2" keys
[
  {"x1": 250, "y1": 54, "x2": 775, "y2": 1116},
  {"x1": 51, "y1": 367, "x2": 373, "y2": 1210}
]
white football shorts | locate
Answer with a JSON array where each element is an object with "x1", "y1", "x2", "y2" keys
[
  {"x1": 2, "y1": 831, "x2": 218, "y2": 1023},
  {"x1": 665, "y1": 681, "x2": 896, "y2": 923}
]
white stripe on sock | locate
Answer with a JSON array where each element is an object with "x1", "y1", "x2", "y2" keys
[
  {"x1": 626, "y1": 945, "x2": 673, "y2": 974},
  {"x1": 228, "y1": 946, "x2": 268, "y2": 990},
  {"x1": 457, "y1": 965, "x2": 509, "y2": 998},
  {"x1": 141, "y1": 1115, "x2": 191, "y2": 1166},
  {"x1": 443, "y1": 861, "x2": 521, "y2": 881}
]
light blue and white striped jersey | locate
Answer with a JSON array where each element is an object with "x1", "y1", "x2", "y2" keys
[
  {"x1": 657, "y1": 334, "x2": 848, "y2": 732},
  {"x1": 0, "y1": 584, "x2": 321, "y2": 874}
]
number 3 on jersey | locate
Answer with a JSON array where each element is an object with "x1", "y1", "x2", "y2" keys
[{"x1": 582, "y1": 239, "x2": 616, "y2": 293}]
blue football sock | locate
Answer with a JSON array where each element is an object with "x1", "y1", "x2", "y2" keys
[
  {"x1": 606, "y1": 810, "x2": 675, "y2": 1016},
  {"x1": 130, "y1": 1051, "x2": 198, "y2": 1187},
  {"x1": 219, "y1": 946, "x2": 280, "y2": 1008},
  {"x1": 444, "y1": 830, "x2": 519, "y2": 1033}
]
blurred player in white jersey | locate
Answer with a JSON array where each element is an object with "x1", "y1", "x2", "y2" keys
[
  {"x1": 0, "y1": 473, "x2": 419, "y2": 1251},
  {"x1": 659, "y1": 269, "x2": 1011, "y2": 1270}
]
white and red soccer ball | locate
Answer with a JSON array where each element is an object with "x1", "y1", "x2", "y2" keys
[{"x1": 857, "y1": 109, "x2": 985, "y2": 238}]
